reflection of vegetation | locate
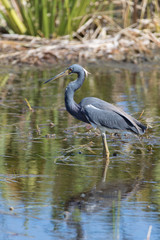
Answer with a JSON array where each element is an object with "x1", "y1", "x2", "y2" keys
[
  {"x1": 0, "y1": 74, "x2": 9, "y2": 88},
  {"x1": 112, "y1": 191, "x2": 121, "y2": 240}
]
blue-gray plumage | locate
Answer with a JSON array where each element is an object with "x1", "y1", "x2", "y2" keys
[{"x1": 44, "y1": 64, "x2": 146, "y2": 157}]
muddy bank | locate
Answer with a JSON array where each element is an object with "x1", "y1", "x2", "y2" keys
[{"x1": 0, "y1": 28, "x2": 160, "y2": 66}]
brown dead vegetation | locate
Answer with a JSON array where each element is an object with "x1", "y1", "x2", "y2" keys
[{"x1": 0, "y1": 16, "x2": 160, "y2": 66}]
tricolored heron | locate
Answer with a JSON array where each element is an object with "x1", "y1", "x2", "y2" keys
[{"x1": 44, "y1": 64, "x2": 146, "y2": 158}]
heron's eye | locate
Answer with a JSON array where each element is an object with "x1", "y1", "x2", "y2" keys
[{"x1": 68, "y1": 68, "x2": 73, "y2": 74}]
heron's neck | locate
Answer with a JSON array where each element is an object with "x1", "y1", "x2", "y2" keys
[{"x1": 65, "y1": 71, "x2": 85, "y2": 114}]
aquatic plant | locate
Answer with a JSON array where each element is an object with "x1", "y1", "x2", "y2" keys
[
  {"x1": 0, "y1": 0, "x2": 160, "y2": 38},
  {"x1": 0, "y1": 0, "x2": 97, "y2": 37}
]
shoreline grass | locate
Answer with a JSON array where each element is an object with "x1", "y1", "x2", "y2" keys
[{"x1": 0, "y1": 1, "x2": 160, "y2": 39}]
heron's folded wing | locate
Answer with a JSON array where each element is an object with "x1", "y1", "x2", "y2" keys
[{"x1": 82, "y1": 104, "x2": 140, "y2": 133}]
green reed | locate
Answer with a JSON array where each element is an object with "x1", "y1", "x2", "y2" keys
[
  {"x1": 0, "y1": 0, "x2": 160, "y2": 38},
  {"x1": 0, "y1": 0, "x2": 96, "y2": 37}
]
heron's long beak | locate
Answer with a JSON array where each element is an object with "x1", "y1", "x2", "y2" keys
[{"x1": 44, "y1": 69, "x2": 69, "y2": 84}]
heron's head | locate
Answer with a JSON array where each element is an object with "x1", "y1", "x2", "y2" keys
[
  {"x1": 44, "y1": 64, "x2": 90, "y2": 84},
  {"x1": 67, "y1": 64, "x2": 90, "y2": 77}
]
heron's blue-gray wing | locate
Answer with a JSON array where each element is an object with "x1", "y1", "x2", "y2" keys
[{"x1": 82, "y1": 104, "x2": 142, "y2": 134}]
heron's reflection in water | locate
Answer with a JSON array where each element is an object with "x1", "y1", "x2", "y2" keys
[{"x1": 63, "y1": 156, "x2": 145, "y2": 239}]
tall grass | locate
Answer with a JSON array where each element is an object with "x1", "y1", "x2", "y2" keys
[
  {"x1": 0, "y1": 0, "x2": 160, "y2": 38},
  {"x1": 0, "y1": 0, "x2": 96, "y2": 38}
]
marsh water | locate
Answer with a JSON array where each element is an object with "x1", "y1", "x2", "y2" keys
[{"x1": 0, "y1": 62, "x2": 160, "y2": 240}]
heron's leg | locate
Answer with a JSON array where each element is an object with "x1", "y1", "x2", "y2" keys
[{"x1": 102, "y1": 132, "x2": 110, "y2": 158}]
